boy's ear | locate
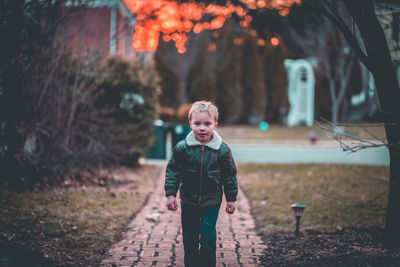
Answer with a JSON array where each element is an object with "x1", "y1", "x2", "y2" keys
[{"x1": 215, "y1": 121, "x2": 218, "y2": 127}]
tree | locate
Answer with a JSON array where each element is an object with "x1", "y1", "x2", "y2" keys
[
  {"x1": 0, "y1": 0, "x2": 67, "y2": 187},
  {"x1": 188, "y1": 31, "x2": 218, "y2": 103},
  {"x1": 242, "y1": 32, "x2": 267, "y2": 124},
  {"x1": 155, "y1": 19, "x2": 246, "y2": 123},
  {"x1": 277, "y1": 0, "x2": 400, "y2": 248},
  {"x1": 155, "y1": 48, "x2": 182, "y2": 108},
  {"x1": 136, "y1": 0, "x2": 400, "y2": 248},
  {"x1": 320, "y1": 29, "x2": 356, "y2": 126},
  {"x1": 250, "y1": 0, "x2": 400, "y2": 248},
  {"x1": 155, "y1": 34, "x2": 202, "y2": 106},
  {"x1": 0, "y1": 0, "x2": 160, "y2": 189},
  {"x1": 285, "y1": 6, "x2": 358, "y2": 126},
  {"x1": 262, "y1": 36, "x2": 289, "y2": 123},
  {"x1": 215, "y1": 20, "x2": 244, "y2": 123},
  {"x1": 331, "y1": 0, "x2": 400, "y2": 249}
]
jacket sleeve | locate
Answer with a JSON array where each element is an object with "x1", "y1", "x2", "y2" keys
[
  {"x1": 164, "y1": 145, "x2": 182, "y2": 197},
  {"x1": 221, "y1": 144, "x2": 238, "y2": 202}
]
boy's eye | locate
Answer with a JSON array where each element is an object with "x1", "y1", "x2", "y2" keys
[{"x1": 205, "y1": 122, "x2": 211, "y2": 126}]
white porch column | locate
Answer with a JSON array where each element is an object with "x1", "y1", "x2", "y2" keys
[{"x1": 109, "y1": 5, "x2": 117, "y2": 55}]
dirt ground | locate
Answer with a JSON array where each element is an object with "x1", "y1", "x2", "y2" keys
[{"x1": 260, "y1": 227, "x2": 400, "y2": 267}]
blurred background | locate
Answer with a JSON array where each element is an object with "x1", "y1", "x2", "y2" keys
[{"x1": 2, "y1": 0, "x2": 398, "y2": 188}]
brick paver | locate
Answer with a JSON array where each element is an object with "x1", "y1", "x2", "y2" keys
[{"x1": 101, "y1": 169, "x2": 266, "y2": 267}]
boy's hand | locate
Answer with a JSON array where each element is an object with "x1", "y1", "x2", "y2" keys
[
  {"x1": 166, "y1": 195, "x2": 178, "y2": 211},
  {"x1": 226, "y1": 202, "x2": 236, "y2": 214}
]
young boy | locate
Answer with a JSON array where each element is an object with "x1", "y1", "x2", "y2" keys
[{"x1": 164, "y1": 101, "x2": 238, "y2": 267}]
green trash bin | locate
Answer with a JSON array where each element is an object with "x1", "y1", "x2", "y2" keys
[
  {"x1": 145, "y1": 120, "x2": 167, "y2": 159},
  {"x1": 172, "y1": 124, "x2": 191, "y2": 148}
]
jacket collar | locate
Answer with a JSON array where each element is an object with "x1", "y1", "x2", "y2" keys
[{"x1": 186, "y1": 130, "x2": 222, "y2": 150}]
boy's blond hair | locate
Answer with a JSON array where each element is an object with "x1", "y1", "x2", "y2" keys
[{"x1": 188, "y1": 101, "x2": 219, "y2": 122}]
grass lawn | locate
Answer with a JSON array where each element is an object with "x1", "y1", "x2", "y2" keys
[
  {"x1": 238, "y1": 163, "x2": 389, "y2": 235},
  {"x1": 0, "y1": 165, "x2": 162, "y2": 267},
  {"x1": 218, "y1": 123, "x2": 386, "y2": 141}
]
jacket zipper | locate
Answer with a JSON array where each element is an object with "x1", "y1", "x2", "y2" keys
[{"x1": 198, "y1": 145, "x2": 205, "y2": 205}]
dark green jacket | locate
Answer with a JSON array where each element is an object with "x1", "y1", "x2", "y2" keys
[{"x1": 165, "y1": 131, "x2": 238, "y2": 207}]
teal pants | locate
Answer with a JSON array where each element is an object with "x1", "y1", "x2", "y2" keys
[{"x1": 181, "y1": 202, "x2": 220, "y2": 267}]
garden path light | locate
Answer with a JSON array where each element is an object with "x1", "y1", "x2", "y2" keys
[{"x1": 291, "y1": 203, "x2": 307, "y2": 237}]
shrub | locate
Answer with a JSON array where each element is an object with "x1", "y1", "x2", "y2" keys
[
  {"x1": 0, "y1": 51, "x2": 159, "y2": 190},
  {"x1": 0, "y1": 1, "x2": 159, "y2": 190},
  {"x1": 94, "y1": 56, "x2": 159, "y2": 165}
]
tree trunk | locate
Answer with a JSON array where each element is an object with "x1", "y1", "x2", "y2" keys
[
  {"x1": 177, "y1": 79, "x2": 188, "y2": 106},
  {"x1": 344, "y1": 0, "x2": 400, "y2": 248},
  {"x1": 331, "y1": 102, "x2": 339, "y2": 126}
]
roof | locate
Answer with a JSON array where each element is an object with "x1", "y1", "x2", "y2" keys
[{"x1": 64, "y1": 0, "x2": 134, "y2": 19}]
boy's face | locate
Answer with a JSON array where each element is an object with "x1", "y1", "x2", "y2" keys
[{"x1": 189, "y1": 111, "x2": 218, "y2": 144}]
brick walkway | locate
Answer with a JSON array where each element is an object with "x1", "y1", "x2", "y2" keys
[{"x1": 101, "y1": 170, "x2": 266, "y2": 267}]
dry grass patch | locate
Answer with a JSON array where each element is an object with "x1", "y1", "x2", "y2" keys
[
  {"x1": 219, "y1": 123, "x2": 386, "y2": 140},
  {"x1": 238, "y1": 163, "x2": 389, "y2": 235},
  {"x1": 0, "y1": 165, "x2": 162, "y2": 267}
]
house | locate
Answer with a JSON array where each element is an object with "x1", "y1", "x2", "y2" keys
[{"x1": 55, "y1": 0, "x2": 136, "y2": 59}]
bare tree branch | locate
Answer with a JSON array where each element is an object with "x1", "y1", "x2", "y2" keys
[
  {"x1": 310, "y1": 0, "x2": 371, "y2": 69},
  {"x1": 312, "y1": 187, "x2": 388, "y2": 205},
  {"x1": 314, "y1": 118, "x2": 388, "y2": 153}
]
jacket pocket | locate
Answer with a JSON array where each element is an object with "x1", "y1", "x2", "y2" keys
[
  {"x1": 206, "y1": 169, "x2": 221, "y2": 194},
  {"x1": 181, "y1": 168, "x2": 198, "y2": 196}
]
